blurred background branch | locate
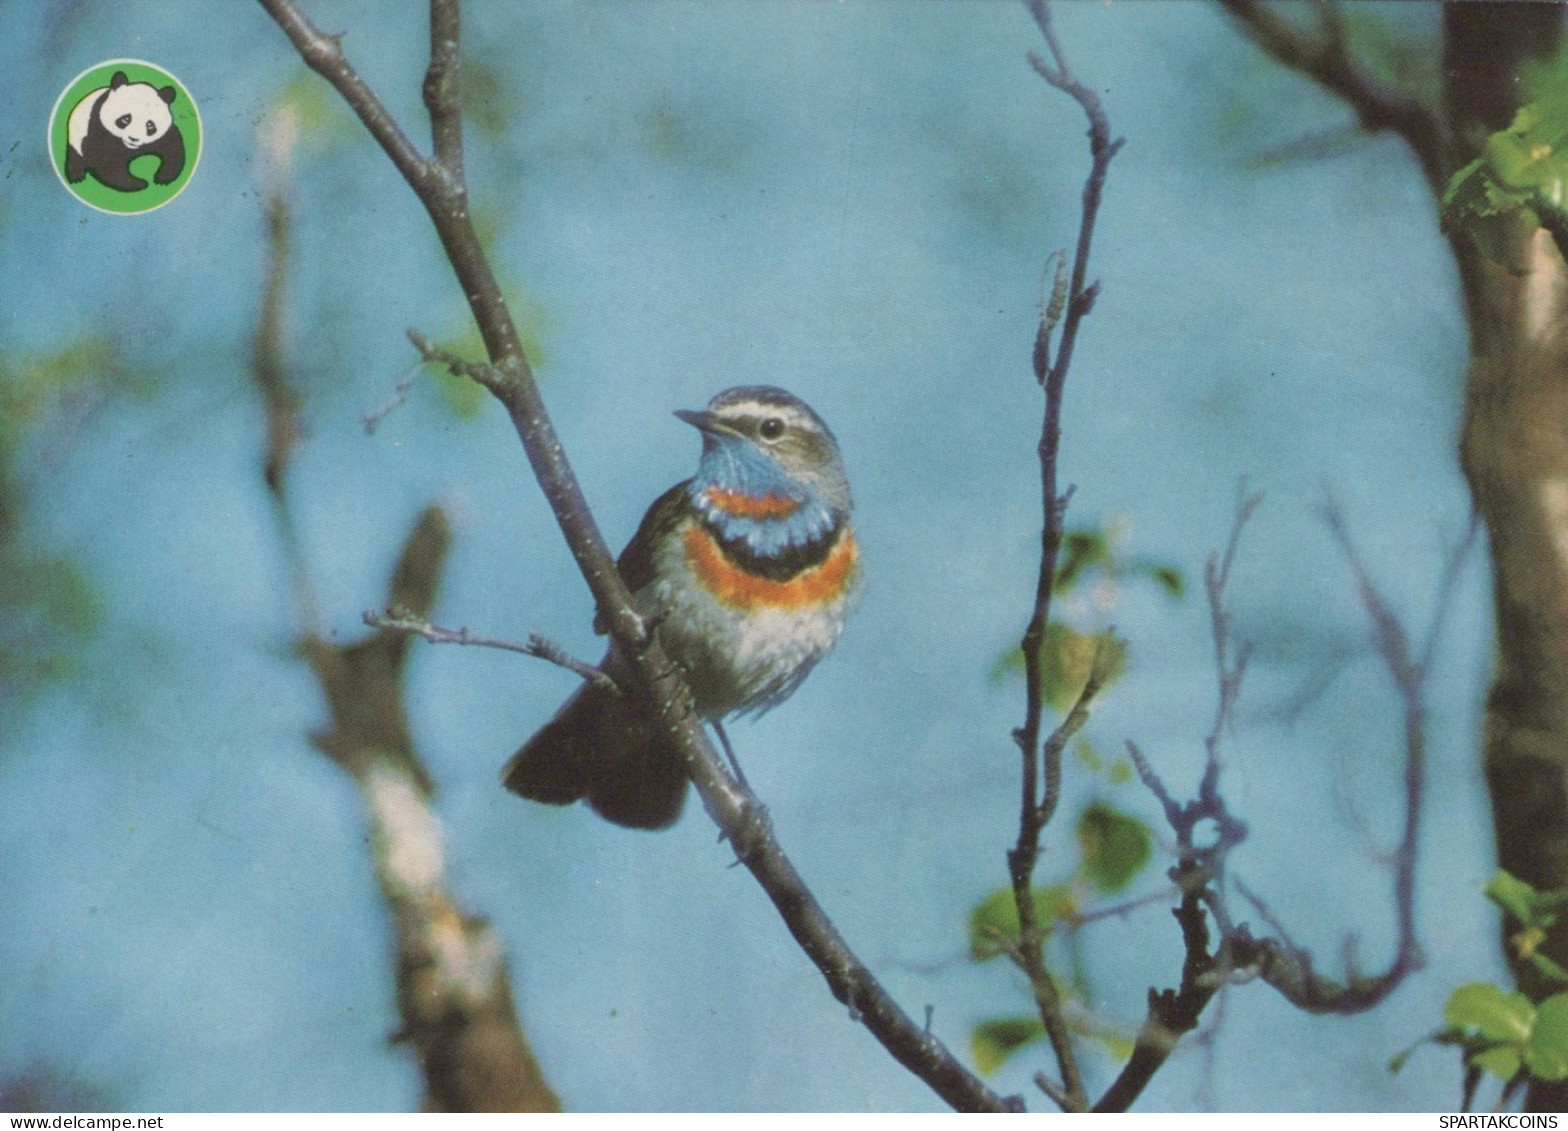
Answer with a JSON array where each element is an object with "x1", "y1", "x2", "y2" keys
[{"x1": 250, "y1": 101, "x2": 557, "y2": 1113}]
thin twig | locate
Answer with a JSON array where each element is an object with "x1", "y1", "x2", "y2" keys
[
  {"x1": 425, "y1": 0, "x2": 465, "y2": 176},
  {"x1": 363, "y1": 362, "x2": 422, "y2": 435},
  {"x1": 365, "y1": 610, "x2": 618, "y2": 692},
  {"x1": 407, "y1": 328, "x2": 506, "y2": 395},
  {"x1": 1233, "y1": 498, "x2": 1430, "y2": 1014},
  {"x1": 1034, "y1": 1073, "x2": 1073, "y2": 1112}
]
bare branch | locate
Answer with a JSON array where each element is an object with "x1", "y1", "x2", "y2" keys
[
  {"x1": 1100, "y1": 494, "x2": 1454, "y2": 1109},
  {"x1": 257, "y1": 0, "x2": 1012, "y2": 1111},
  {"x1": 1002, "y1": 1, "x2": 1126, "y2": 1108},
  {"x1": 1232, "y1": 498, "x2": 1432, "y2": 1014},
  {"x1": 1215, "y1": 0, "x2": 1448, "y2": 192},
  {"x1": 255, "y1": 1, "x2": 440, "y2": 197},
  {"x1": 366, "y1": 610, "x2": 618, "y2": 693},
  {"x1": 1095, "y1": 493, "x2": 1261, "y2": 1111}
]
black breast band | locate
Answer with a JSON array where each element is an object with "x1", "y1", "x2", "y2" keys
[{"x1": 704, "y1": 517, "x2": 843, "y2": 582}]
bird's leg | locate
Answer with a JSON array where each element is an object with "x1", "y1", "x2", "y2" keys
[{"x1": 711, "y1": 719, "x2": 752, "y2": 791}]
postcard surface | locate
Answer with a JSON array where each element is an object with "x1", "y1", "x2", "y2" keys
[{"x1": 0, "y1": 0, "x2": 1523, "y2": 1115}]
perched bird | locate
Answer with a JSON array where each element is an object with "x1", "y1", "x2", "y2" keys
[{"x1": 503, "y1": 386, "x2": 861, "y2": 829}]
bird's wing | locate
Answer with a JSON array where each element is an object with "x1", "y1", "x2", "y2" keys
[{"x1": 592, "y1": 479, "x2": 692, "y2": 635}]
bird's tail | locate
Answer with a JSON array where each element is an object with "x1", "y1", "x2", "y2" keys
[{"x1": 502, "y1": 676, "x2": 689, "y2": 830}]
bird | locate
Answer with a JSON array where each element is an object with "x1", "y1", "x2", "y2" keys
[{"x1": 502, "y1": 385, "x2": 861, "y2": 830}]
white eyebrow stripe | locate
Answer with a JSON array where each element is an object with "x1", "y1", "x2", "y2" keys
[{"x1": 718, "y1": 403, "x2": 813, "y2": 427}]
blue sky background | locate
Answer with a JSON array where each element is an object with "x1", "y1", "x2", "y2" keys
[{"x1": 0, "y1": 0, "x2": 1499, "y2": 1112}]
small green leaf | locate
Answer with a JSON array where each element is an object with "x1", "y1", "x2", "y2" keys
[
  {"x1": 1526, "y1": 994, "x2": 1568, "y2": 1081},
  {"x1": 462, "y1": 60, "x2": 509, "y2": 138},
  {"x1": 1473, "y1": 1044, "x2": 1523, "y2": 1083},
  {"x1": 1531, "y1": 950, "x2": 1568, "y2": 985},
  {"x1": 1073, "y1": 737, "x2": 1102, "y2": 772},
  {"x1": 433, "y1": 362, "x2": 486, "y2": 418},
  {"x1": 1086, "y1": 1029, "x2": 1136, "y2": 1062},
  {"x1": 1076, "y1": 802, "x2": 1152, "y2": 893},
  {"x1": 1147, "y1": 565, "x2": 1185, "y2": 598},
  {"x1": 1445, "y1": 982, "x2": 1536, "y2": 1045},
  {"x1": 967, "y1": 886, "x2": 1074, "y2": 960},
  {"x1": 992, "y1": 625, "x2": 1127, "y2": 710},
  {"x1": 1056, "y1": 528, "x2": 1109, "y2": 591},
  {"x1": 971, "y1": 1017, "x2": 1046, "y2": 1076},
  {"x1": 1487, "y1": 870, "x2": 1545, "y2": 927},
  {"x1": 1485, "y1": 113, "x2": 1546, "y2": 189},
  {"x1": 1044, "y1": 626, "x2": 1125, "y2": 711}
]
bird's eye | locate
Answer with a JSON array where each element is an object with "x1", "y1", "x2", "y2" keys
[{"x1": 758, "y1": 417, "x2": 785, "y2": 441}]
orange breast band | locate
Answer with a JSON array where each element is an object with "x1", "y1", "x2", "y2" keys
[
  {"x1": 685, "y1": 523, "x2": 858, "y2": 610},
  {"x1": 703, "y1": 487, "x2": 802, "y2": 520}
]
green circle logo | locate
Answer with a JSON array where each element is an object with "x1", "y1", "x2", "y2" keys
[{"x1": 49, "y1": 60, "x2": 201, "y2": 215}]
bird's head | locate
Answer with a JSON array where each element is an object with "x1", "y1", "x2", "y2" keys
[{"x1": 678, "y1": 386, "x2": 851, "y2": 519}]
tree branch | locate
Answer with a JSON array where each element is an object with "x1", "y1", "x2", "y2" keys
[
  {"x1": 1097, "y1": 492, "x2": 1461, "y2": 1109},
  {"x1": 1004, "y1": 0, "x2": 1125, "y2": 1110},
  {"x1": 256, "y1": 0, "x2": 1013, "y2": 1111},
  {"x1": 1215, "y1": 0, "x2": 1448, "y2": 193}
]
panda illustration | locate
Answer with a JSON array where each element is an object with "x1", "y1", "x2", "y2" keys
[{"x1": 65, "y1": 71, "x2": 186, "y2": 192}]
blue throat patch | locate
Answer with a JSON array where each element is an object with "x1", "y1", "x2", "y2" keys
[{"x1": 687, "y1": 432, "x2": 838, "y2": 557}]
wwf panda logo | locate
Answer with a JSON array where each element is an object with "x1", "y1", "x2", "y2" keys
[
  {"x1": 66, "y1": 71, "x2": 186, "y2": 192},
  {"x1": 50, "y1": 60, "x2": 200, "y2": 214}
]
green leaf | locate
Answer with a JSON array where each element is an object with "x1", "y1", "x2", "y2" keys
[
  {"x1": 1056, "y1": 528, "x2": 1110, "y2": 592},
  {"x1": 967, "y1": 885, "x2": 1074, "y2": 960},
  {"x1": 462, "y1": 60, "x2": 509, "y2": 139},
  {"x1": 1486, "y1": 869, "x2": 1568, "y2": 935},
  {"x1": 1146, "y1": 565, "x2": 1185, "y2": 598},
  {"x1": 992, "y1": 625, "x2": 1127, "y2": 711},
  {"x1": 1531, "y1": 950, "x2": 1568, "y2": 985},
  {"x1": 1076, "y1": 802, "x2": 1152, "y2": 893},
  {"x1": 971, "y1": 1017, "x2": 1046, "y2": 1076},
  {"x1": 432, "y1": 361, "x2": 485, "y2": 418},
  {"x1": 1044, "y1": 626, "x2": 1125, "y2": 711},
  {"x1": 1086, "y1": 1028, "x2": 1136, "y2": 1063},
  {"x1": 274, "y1": 73, "x2": 355, "y2": 139},
  {"x1": 1486, "y1": 870, "x2": 1546, "y2": 927},
  {"x1": 1445, "y1": 982, "x2": 1536, "y2": 1045},
  {"x1": 1526, "y1": 994, "x2": 1568, "y2": 1081},
  {"x1": 1440, "y1": 73, "x2": 1568, "y2": 261},
  {"x1": 1473, "y1": 1044, "x2": 1524, "y2": 1083}
]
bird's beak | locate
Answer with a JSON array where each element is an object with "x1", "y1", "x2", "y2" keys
[{"x1": 675, "y1": 408, "x2": 725, "y2": 434}]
